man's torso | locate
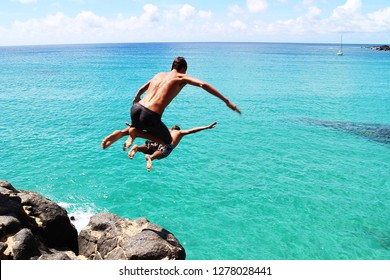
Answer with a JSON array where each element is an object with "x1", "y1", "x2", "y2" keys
[{"x1": 139, "y1": 71, "x2": 187, "y2": 115}]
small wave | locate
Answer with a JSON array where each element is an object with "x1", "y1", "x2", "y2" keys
[{"x1": 58, "y1": 202, "x2": 97, "y2": 233}]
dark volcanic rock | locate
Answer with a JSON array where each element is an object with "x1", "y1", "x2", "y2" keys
[
  {"x1": 1, "y1": 180, "x2": 186, "y2": 260},
  {"x1": 369, "y1": 45, "x2": 390, "y2": 51},
  {"x1": 12, "y1": 228, "x2": 41, "y2": 260},
  {"x1": 17, "y1": 190, "x2": 79, "y2": 253},
  {"x1": 79, "y1": 212, "x2": 186, "y2": 260},
  {"x1": 0, "y1": 180, "x2": 79, "y2": 259}
]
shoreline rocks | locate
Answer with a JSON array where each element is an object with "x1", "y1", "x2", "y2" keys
[
  {"x1": 367, "y1": 45, "x2": 390, "y2": 51},
  {"x1": 0, "y1": 180, "x2": 185, "y2": 260},
  {"x1": 79, "y1": 212, "x2": 185, "y2": 260}
]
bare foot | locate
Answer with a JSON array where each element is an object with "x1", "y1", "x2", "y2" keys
[
  {"x1": 123, "y1": 127, "x2": 136, "y2": 151},
  {"x1": 101, "y1": 130, "x2": 124, "y2": 149},
  {"x1": 123, "y1": 136, "x2": 134, "y2": 151},
  {"x1": 145, "y1": 155, "x2": 152, "y2": 172},
  {"x1": 101, "y1": 138, "x2": 112, "y2": 149},
  {"x1": 128, "y1": 145, "x2": 138, "y2": 159}
]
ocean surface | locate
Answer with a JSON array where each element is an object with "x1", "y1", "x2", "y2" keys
[{"x1": 0, "y1": 42, "x2": 389, "y2": 260}]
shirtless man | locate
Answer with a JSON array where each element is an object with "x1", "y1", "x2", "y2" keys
[
  {"x1": 129, "y1": 122, "x2": 217, "y2": 172},
  {"x1": 101, "y1": 57, "x2": 241, "y2": 150}
]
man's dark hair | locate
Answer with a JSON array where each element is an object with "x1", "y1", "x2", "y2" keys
[
  {"x1": 171, "y1": 57, "x2": 187, "y2": 71},
  {"x1": 172, "y1": 125, "x2": 181, "y2": 130}
]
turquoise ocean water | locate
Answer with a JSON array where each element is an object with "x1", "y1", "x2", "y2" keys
[{"x1": 0, "y1": 43, "x2": 389, "y2": 260}]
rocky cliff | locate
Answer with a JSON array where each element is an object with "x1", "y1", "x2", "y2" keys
[{"x1": 0, "y1": 180, "x2": 185, "y2": 260}]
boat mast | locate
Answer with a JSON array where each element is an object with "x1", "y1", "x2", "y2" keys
[{"x1": 337, "y1": 34, "x2": 343, "y2": 55}]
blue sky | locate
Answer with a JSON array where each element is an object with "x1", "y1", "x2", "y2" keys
[{"x1": 1, "y1": 0, "x2": 390, "y2": 45}]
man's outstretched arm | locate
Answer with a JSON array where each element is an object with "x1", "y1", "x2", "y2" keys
[
  {"x1": 201, "y1": 83, "x2": 241, "y2": 114},
  {"x1": 180, "y1": 122, "x2": 217, "y2": 136},
  {"x1": 182, "y1": 76, "x2": 242, "y2": 114}
]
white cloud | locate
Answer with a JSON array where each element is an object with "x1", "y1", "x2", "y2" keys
[
  {"x1": 1, "y1": 0, "x2": 390, "y2": 45},
  {"x1": 198, "y1": 10, "x2": 213, "y2": 20},
  {"x1": 302, "y1": 0, "x2": 314, "y2": 7},
  {"x1": 163, "y1": 10, "x2": 175, "y2": 21},
  {"x1": 1, "y1": 4, "x2": 163, "y2": 45},
  {"x1": 179, "y1": 4, "x2": 196, "y2": 21},
  {"x1": 140, "y1": 3, "x2": 159, "y2": 23},
  {"x1": 368, "y1": 7, "x2": 390, "y2": 29},
  {"x1": 230, "y1": 20, "x2": 247, "y2": 30},
  {"x1": 228, "y1": 4, "x2": 245, "y2": 17},
  {"x1": 263, "y1": 0, "x2": 390, "y2": 36},
  {"x1": 332, "y1": 0, "x2": 362, "y2": 18},
  {"x1": 12, "y1": 0, "x2": 36, "y2": 4},
  {"x1": 247, "y1": 0, "x2": 268, "y2": 14},
  {"x1": 306, "y1": 6, "x2": 321, "y2": 19},
  {"x1": 75, "y1": 11, "x2": 108, "y2": 29}
]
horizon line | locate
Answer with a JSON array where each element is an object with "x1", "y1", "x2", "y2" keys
[{"x1": 1, "y1": 41, "x2": 388, "y2": 48}]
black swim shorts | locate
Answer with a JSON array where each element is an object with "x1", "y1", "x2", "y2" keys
[
  {"x1": 130, "y1": 103, "x2": 172, "y2": 144},
  {"x1": 145, "y1": 141, "x2": 174, "y2": 159}
]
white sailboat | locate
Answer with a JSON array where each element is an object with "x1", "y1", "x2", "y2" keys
[{"x1": 337, "y1": 35, "x2": 343, "y2": 56}]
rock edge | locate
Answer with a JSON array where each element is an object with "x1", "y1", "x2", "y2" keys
[{"x1": 0, "y1": 180, "x2": 185, "y2": 260}]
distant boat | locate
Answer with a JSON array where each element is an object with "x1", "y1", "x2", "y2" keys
[{"x1": 337, "y1": 35, "x2": 343, "y2": 56}]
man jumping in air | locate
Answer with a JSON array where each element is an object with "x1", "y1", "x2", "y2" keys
[
  {"x1": 101, "y1": 57, "x2": 240, "y2": 151},
  {"x1": 128, "y1": 122, "x2": 217, "y2": 172}
]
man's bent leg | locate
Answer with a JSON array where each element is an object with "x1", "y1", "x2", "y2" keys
[
  {"x1": 128, "y1": 145, "x2": 150, "y2": 159},
  {"x1": 128, "y1": 145, "x2": 138, "y2": 159},
  {"x1": 123, "y1": 125, "x2": 168, "y2": 151},
  {"x1": 125, "y1": 122, "x2": 171, "y2": 145},
  {"x1": 102, "y1": 127, "x2": 130, "y2": 149}
]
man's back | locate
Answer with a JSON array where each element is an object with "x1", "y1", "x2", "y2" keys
[
  {"x1": 134, "y1": 57, "x2": 240, "y2": 117},
  {"x1": 139, "y1": 70, "x2": 186, "y2": 115}
]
